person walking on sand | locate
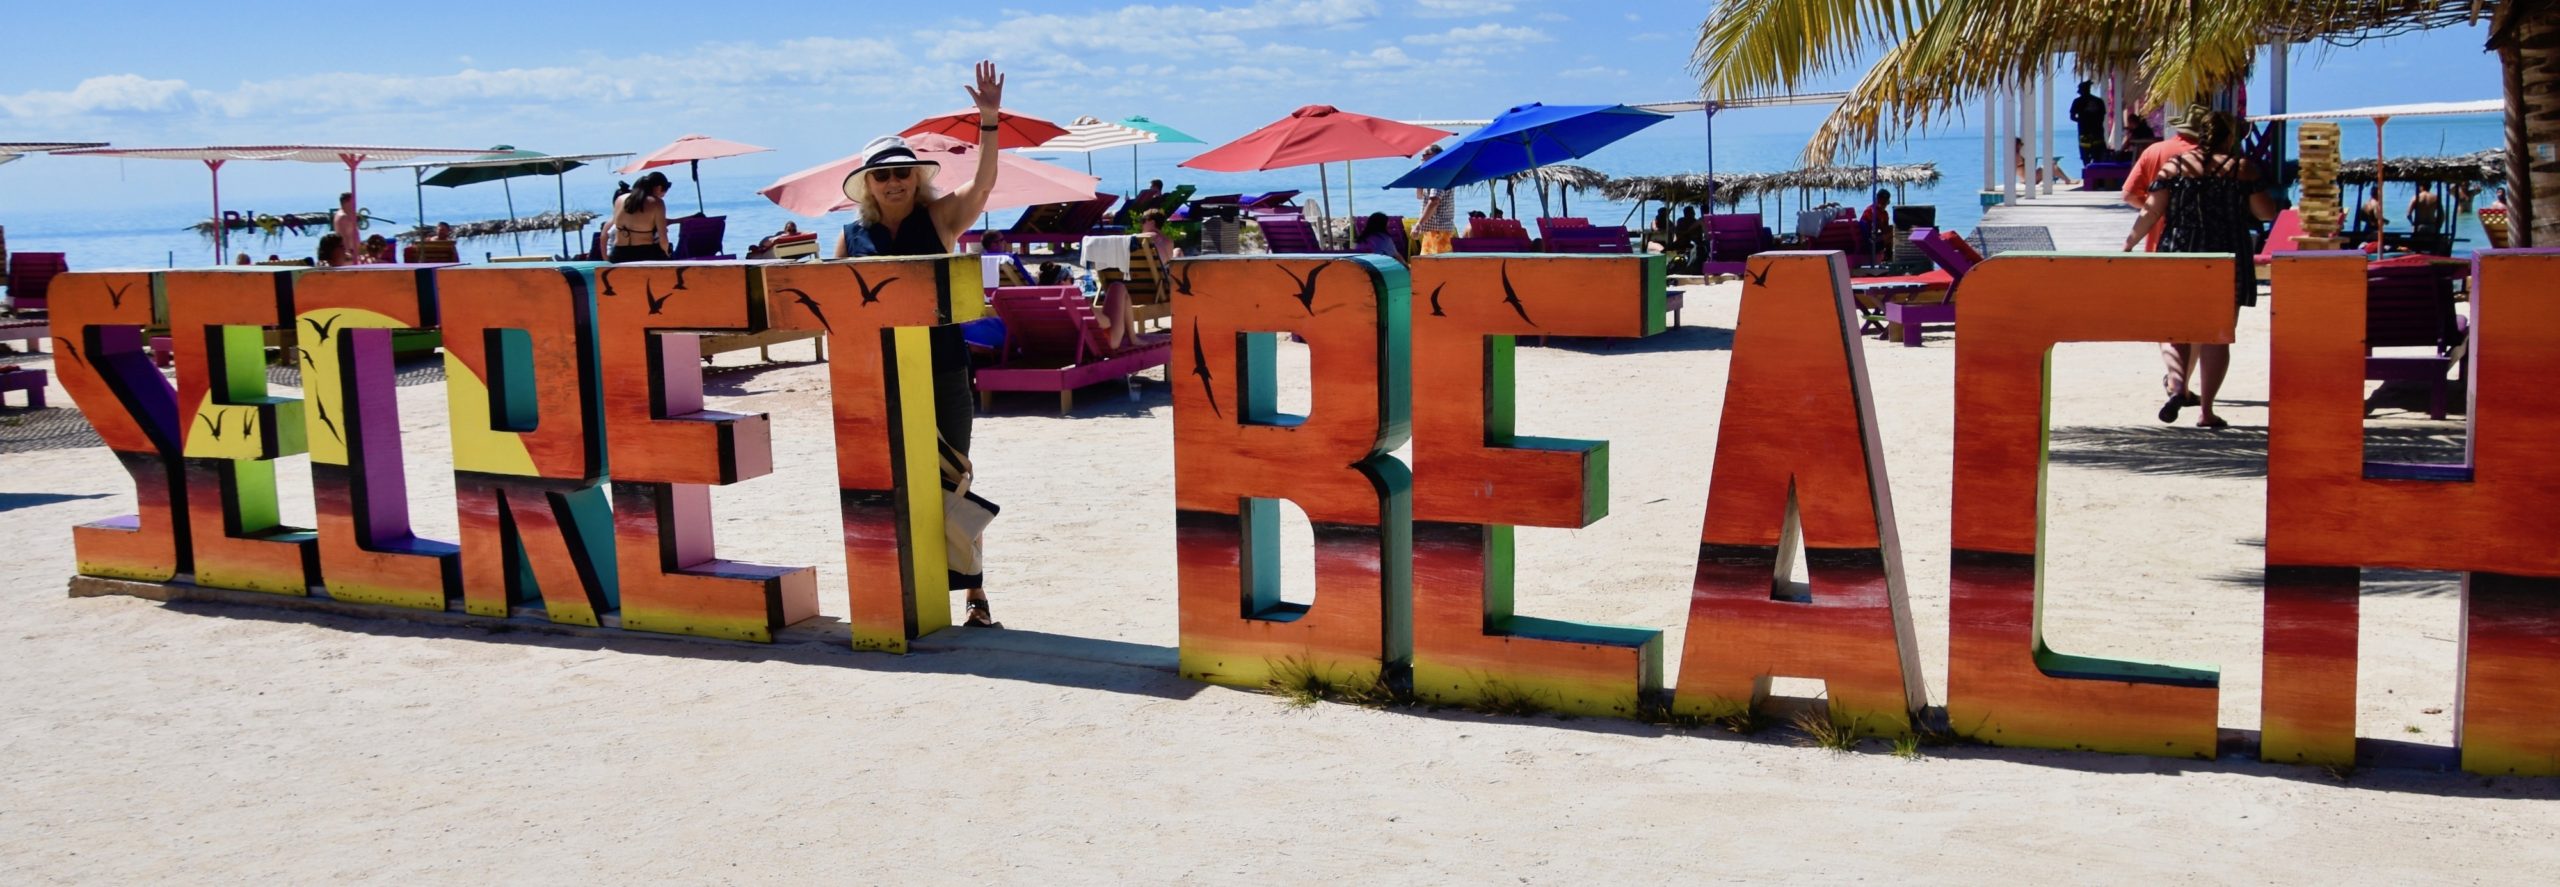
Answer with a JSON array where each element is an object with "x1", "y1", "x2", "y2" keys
[
  {"x1": 2123, "y1": 108, "x2": 2279, "y2": 430},
  {"x1": 839, "y1": 60, "x2": 1011, "y2": 627},
  {"x1": 1412, "y1": 145, "x2": 1456, "y2": 256}
]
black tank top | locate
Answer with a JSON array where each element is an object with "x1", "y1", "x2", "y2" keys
[{"x1": 866, "y1": 209, "x2": 946, "y2": 256}]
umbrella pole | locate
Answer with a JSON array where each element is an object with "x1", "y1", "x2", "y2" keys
[
  {"x1": 691, "y1": 159, "x2": 706, "y2": 216},
  {"x1": 505, "y1": 178, "x2": 523, "y2": 255},
  {"x1": 1703, "y1": 105, "x2": 1718, "y2": 262},
  {"x1": 415, "y1": 169, "x2": 426, "y2": 229},
  {"x1": 1318, "y1": 164, "x2": 1333, "y2": 243},
  {"x1": 1132, "y1": 145, "x2": 1140, "y2": 196},
  {"x1": 1346, "y1": 161, "x2": 1355, "y2": 226},
  {"x1": 207, "y1": 159, "x2": 226, "y2": 265},
  {"x1": 557, "y1": 169, "x2": 571, "y2": 258}
]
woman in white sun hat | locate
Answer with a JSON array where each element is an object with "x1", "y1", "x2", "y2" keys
[
  {"x1": 838, "y1": 60, "x2": 1007, "y2": 259},
  {"x1": 839, "y1": 60, "x2": 1012, "y2": 627}
]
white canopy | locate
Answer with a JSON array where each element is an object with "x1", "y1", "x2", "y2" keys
[
  {"x1": 2250, "y1": 99, "x2": 2501, "y2": 122},
  {"x1": 54, "y1": 144, "x2": 484, "y2": 163},
  {"x1": 1039, "y1": 116, "x2": 1156, "y2": 153}
]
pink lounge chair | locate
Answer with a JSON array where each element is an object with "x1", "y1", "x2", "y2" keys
[
  {"x1": 974, "y1": 286, "x2": 1172, "y2": 414},
  {"x1": 6, "y1": 252, "x2": 68, "y2": 315},
  {"x1": 1542, "y1": 226, "x2": 1632, "y2": 254},
  {"x1": 1469, "y1": 218, "x2": 1528, "y2": 239},
  {"x1": 1257, "y1": 216, "x2": 1334, "y2": 253},
  {"x1": 1453, "y1": 235, "x2": 1533, "y2": 253},
  {"x1": 2254, "y1": 209, "x2": 2305, "y2": 267}
]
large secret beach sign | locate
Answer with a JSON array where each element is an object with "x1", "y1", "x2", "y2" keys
[{"x1": 49, "y1": 250, "x2": 2560, "y2": 776}]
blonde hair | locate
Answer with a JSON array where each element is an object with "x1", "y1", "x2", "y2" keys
[{"x1": 852, "y1": 168, "x2": 940, "y2": 228}]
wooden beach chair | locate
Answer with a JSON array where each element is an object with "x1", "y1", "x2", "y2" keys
[
  {"x1": 1122, "y1": 237, "x2": 1173, "y2": 328},
  {"x1": 768, "y1": 232, "x2": 821, "y2": 261},
  {"x1": 974, "y1": 285, "x2": 1172, "y2": 414},
  {"x1": 1011, "y1": 195, "x2": 1119, "y2": 250}
]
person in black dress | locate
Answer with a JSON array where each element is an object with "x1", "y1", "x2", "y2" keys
[
  {"x1": 839, "y1": 60, "x2": 1011, "y2": 626},
  {"x1": 2123, "y1": 108, "x2": 2281, "y2": 429}
]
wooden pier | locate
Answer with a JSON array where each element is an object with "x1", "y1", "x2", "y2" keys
[{"x1": 1976, "y1": 188, "x2": 2138, "y2": 251}]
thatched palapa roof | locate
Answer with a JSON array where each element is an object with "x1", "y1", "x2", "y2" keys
[
  {"x1": 2334, "y1": 149, "x2": 2506, "y2": 186},
  {"x1": 1601, "y1": 162, "x2": 1941, "y2": 206}
]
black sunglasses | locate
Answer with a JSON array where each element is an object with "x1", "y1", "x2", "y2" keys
[{"x1": 869, "y1": 167, "x2": 914, "y2": 183}]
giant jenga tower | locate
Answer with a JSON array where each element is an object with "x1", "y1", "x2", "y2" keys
[{"x1": 2294, "y1": 123, "x2": 2344, "y2": 250}]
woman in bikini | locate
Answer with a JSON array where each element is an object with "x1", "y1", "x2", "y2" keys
[
  {"x1": 840, "y1": 60, "x2": 1013, "y2": 626},
  {"x1": 609, "y1": 171, "x2": 673, "y2": 262}
]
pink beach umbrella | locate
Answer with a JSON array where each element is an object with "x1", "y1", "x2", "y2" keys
[
  {"x1": 616, "y1": 134, "x2": 773, "y2": 215},
  {"x1": 756, "y1": 133, "x2": 1100, "y2": 218}
]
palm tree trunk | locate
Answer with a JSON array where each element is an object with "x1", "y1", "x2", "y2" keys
[{"x1": 2511, "y1": 0, "x2": 2560, "y2": 246}]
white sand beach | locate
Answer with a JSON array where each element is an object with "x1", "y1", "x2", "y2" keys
[{"x1": 2, "y1": 282, "x2": 2554, "y2": 882}]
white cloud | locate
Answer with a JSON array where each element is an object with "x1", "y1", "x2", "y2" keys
[
  {"x1": 1558, "y1": 66, "x2": 1627, "y2": 79},
  {"x1": 1413, "y1": 0, "x2": 1514, "y2": 17},
  {"x1": 0, "y1": 75, "x2": 194, "y2": 118},
  {"x1": 1402, "y1": 23, "x2": 1550, "y2": 51}
]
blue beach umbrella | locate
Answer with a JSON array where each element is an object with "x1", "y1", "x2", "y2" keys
[{"x1": 1385, "y1": 102, "x2": 1670, "y2": 215}]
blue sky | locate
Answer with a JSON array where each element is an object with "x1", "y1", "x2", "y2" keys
[{"x1": 0, "y1": 0, "x2": 2507, "y2": 211}]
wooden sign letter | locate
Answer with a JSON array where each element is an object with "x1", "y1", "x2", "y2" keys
[
  {"x1": 52, "y1": 271, "x2": 189, "y2": 581},
  {"x1": 1677, "y1": 252, "x2": 1924, "y2": 735},
  {"x1": 2264, "y1": 251, "x2": 2560, "y2": 774},
  {"x1": 438, "y1": 265, "x2": 618, "y2": 625},
  {"x1": 166, "y1": 268, "x2": 315, "y2": 595},
  {"x1": 763, "y1": 256, "x2": 983, "y2": 652},
  {"x1": 294, "y1": 266, "x2": 462, "y2": 610},
  {"x1": 598, "y1": 262, "x2": 818, "y2": 642},
  {"x1": 1948, "y1": 252, "x2": 2230, "y2": 758},
  {"x1": 1406, "y1": 253, "x2": 1666, "y2": 717},
  {"x1": 1173, "y1": 255, "x2": 1413, "y2": 689}
]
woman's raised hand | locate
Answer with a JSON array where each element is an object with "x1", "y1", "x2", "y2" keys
[{"x1": 966, "y1": 60, "x2": 1004, "y2": 115}]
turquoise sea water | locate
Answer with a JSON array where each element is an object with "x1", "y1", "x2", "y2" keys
[{"x1": 1, "y1": 118, "x2": 2504, "y2": 271}]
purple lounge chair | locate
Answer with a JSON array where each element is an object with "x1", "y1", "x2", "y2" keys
[
  {"x1": 1257, "y1": 216, "x2": 1330, "y2": 253},
  {"x1": 0, "y1": 367, "x2": 45, "y2": 408},
  {"x1": 1884, "y1": 228, "x2": 1976, "y2": 346},
  {"x1": 672, "y1": 215, "x2": 728, "y2": 260},
  {"x1": 974, "y1": 286, "x2": 1172, "y2": 414}
]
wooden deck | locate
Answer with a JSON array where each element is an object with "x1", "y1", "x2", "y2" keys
[{"x1": 1976, "y1": 189, "x2": 2136, "y2": 252}]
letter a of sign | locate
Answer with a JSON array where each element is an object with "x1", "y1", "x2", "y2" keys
[
  {"x1": 1677, "y1": 253, "x2": 1923, "y2": 735},
  {"x1": 1173, "y1": 255, "x2": 1413, "y2": 690},
  {"x1": 1405, "y1": 253, "x2": 1667, "y2": 718},
  {"x1": 2263, "y1": 252, "x2": 2560, "y2": 775},
  {"x1": 1948, "y1": 252, "x2": 2228, "y2": 758}
]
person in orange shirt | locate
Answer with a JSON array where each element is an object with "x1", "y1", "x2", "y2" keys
[{"x1": 2120, "y1": 105, "x2": 2205, "y2": 251}]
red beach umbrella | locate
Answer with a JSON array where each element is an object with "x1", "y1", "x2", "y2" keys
[
  {"x1": 902, "y1": 108, "x2": 1069, "y2": 151},
  {"x1": 617, "y1": 133, "x2": 774, "y2": 215},
  {"x1": 1180, "y1": 104, "x2": 1450, "y2": 227},
  {"x1": 756, "y1": 133, "x2": 1100, "y2": 218}
]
